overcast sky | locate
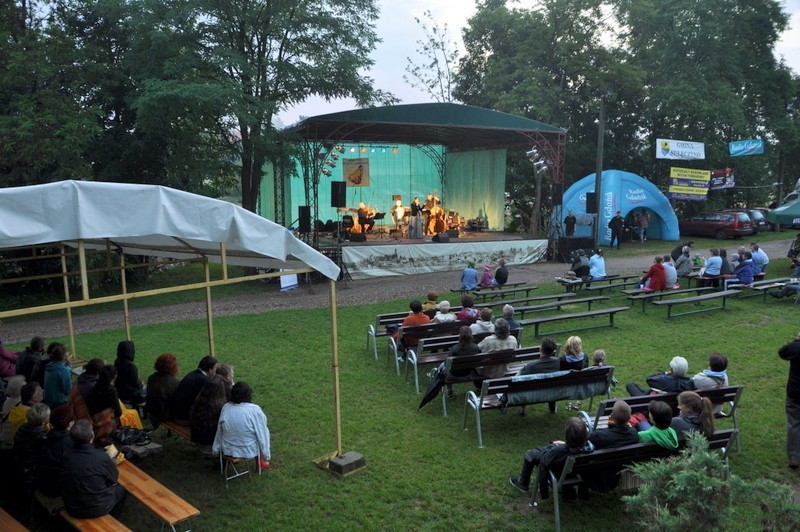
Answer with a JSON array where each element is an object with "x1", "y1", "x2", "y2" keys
[{"x1": 277, "y1": 0, "x2": 800, "y2": 126}]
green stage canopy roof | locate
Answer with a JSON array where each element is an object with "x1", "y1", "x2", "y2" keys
[{"x1": 287, "y1": 102, "x2": 565, "y2": 151}]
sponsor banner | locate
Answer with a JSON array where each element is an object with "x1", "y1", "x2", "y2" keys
[
  {"x1": 342, "y1": 239, "x2": 547, "y2": 279},
  {"x1": 668, "y1": 192, "x2": 708, "y2": 201},
  {"x1": 625, "y1": 188, "x2": 648, "y2": 204},
  {"x1": 668, "y1": 185, "x2": 709, "y2": 195},
  {"x1": 729, "y1": 139, "x2": 764, "y2": 157},
  {"x1": 670, "y1": 179, "x2": 710, "y2": 188},
  {"x1": 710, "y1": 168, "x2": 736, "y2": 190},
  {"x1": 657, "y1": 138, "x2": 706, "y2": 160},
  {"x1": 668, "y1": 166, "x2": 709, "y2": 201},
  {"x1": 343, "y1": 158, "x2": 370, "y2": 187},
  {"x1": 669, "y1": 167, "x2": 710, "y2": 180}
]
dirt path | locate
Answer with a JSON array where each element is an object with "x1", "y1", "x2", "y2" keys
[{"x1": 2, "y1": 239, "x2": 790, "y2": 345}]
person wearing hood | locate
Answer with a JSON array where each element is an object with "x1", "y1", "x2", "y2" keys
[
  {"x1": 114, "y1": 340, "x2": 146, "y2": 404},
  {"x1": 469, "y1": 308, "x2": 495, "y2": 335},
  {"x1": 479, "y1": 264, "x2": 495, "y2": 287},
  {"x1": 44, "y1": 344, "x2": 71, "y2": 408}
]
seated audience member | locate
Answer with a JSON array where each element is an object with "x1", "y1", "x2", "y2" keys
[
  {"x1": 637, "y1": 400, "x2": 679, "y2": 449},
  {"x1": 699, "y1": 248, "x2": 723, "y2": 287},
  {"x1": 674, "y1": 246, "x2": 693, "y2": 278},
  {"x1": 719, "y1": 248, "x2": 732, "y2": 275},
  {"x1": 469, "y1": 308, "x2": 495, "y2": 335},
  {"x1": 751, "y1": 242, "x2": 769, "y2": 273},
  {"x1": 461, "y1": 261, "x2": 479, "y2": 291},
  {"x1": 626, "y1": 356, "x2": 694, "y2": 396},
  {"x1": 15, "y1": 336, "x2": 46, "y2": 383},
  {"x1": 517, "y1": 337, "x2": 560, "y2": 414},
  {"x1": 691, "y1": 353, "x2": 729, "y2": 415},
  {"x1": 31, "y1": 342, "x2": 63, "y2": 391},
  {"x1": 114, "y1": 340, "x2": 146, "y2": 404},
  {"x1": 494, "y1": 259, "x2": 509, "y2": 286},
  {"x1": 560, "y1": 336, "x2": 588, "y2": 371},
  {"x1": 13, "y1": 403, "x2": 50, "y2": 499},
  {"x1": 592, "y1": 349, "x2": 607, "y2": 367},
  {"x1": 171, "y1": 355, "x2": 219, "y2": 425},
  {"x1": 396, "y1": 300, "x2": 431, "y2": 352},
  {"x1": 671, "y1": 241, "x2": 694, "y2": 262},
  {"x1": 562, "y1": 249, "x2": 590, "y2": 281},
  {"x1": 67, "y1": 358, "x2": 104, "y2": 422},
  {"x1": 213, "y1": 381, "x2": 271, "y2": 470},
  {"x1": 190, "y1": 375, "x2": 227, "y2": 448},
  {"x1": 0, "y1": 339, "x2": 18, "y2": 379},
  {"x1": 670, "y1": 391, "x2": 715, "y2": 438},
  {"x1": 692, "y1": 252, "x2": 704, "y2": 267},
  {"x1": 62, "y1": 419, "x2": 127, "y2": 519},
  {"x1": 441, "y1": 327, "x2": 481, "y2": 400},
  {"x1": 509, "y1": 417, "x2": 594, "y2": 497},
  {"x1": 502, "y1": 305, "x2": 521, "y2": 330},
  {"x1": 2, "y1": 375, "x2": 25, "y2": 417},
  {"x1": 477, "y1": 318, "x2": 518, "y2": 379},
  {"x1": 216, "y1": 363, "x2": 235, "y2": 400},
  {"x1": 146, "y1": 353, "x2": 180, "y2": 428},
  {"x1": 455, "y1": 295, "x2": 479, "y2": 321},
  {"x1": 772, "y1": 284, "x2": 800, "y2": 299},
  {"x1": 731, "y1": 251, "x2": 755, "y2": 287},
  {"x1": 85, "y1": 365, "x2": 123, "y2": 446},
  {"x1": 789, "y1": 233, "x2": 800, "y2": 259},
  {"x1": 662, "y1": 255, "x2": 678, "y2": 288},
  {"x1": 1, "y1": 382, "x2": 44, "y2": 449},
  {"x1": 422, "y1": 292, "x2": 439, "y2": 312},
  {"x1": 431, "y1": 300, "x2": 456, "y2": 323},
  {"x1": 589, "y1": 249, "x2": 606, "y2": 280},
  {"x1": 37, "y1": 404, "x2": 74, "y2": 497},
  {"x1": 480, "y1": 264, "x2": 495, "y2": 288},
  {"x1": 729, "y1": 252, "x2": 741, "y2": 270},
  {"x1": 639, "y1": 256, "x2": 666, "y2": 291},
  {"x1": 44, "y1": 343, "x2": 71, "y2": 408}
]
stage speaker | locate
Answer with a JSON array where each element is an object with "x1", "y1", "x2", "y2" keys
[
  {"x1": 585, "y1": 192, "x2": 597, "y2": 214},
  {"x1": 552, "y1": 183, "x2": 563, "y2": 206},
  {"x1": 432, "y1": 232, "x2": 450, "y2": 243},
  {"x1": 557, "y1": 237, "x2": 596, "y2": 263},
  {"x1": 392, "y1": 194, "x2": 401, "y2": 201},
  {"x1": 350, "y1": 233, "x2": 366, "y2": 242},
  {"x1": 298, "y1": 206, "x2": 311, "y2": 233},
  {"x1": 331, "y1": 181, "x2": 346, "y2": 208},
  {"x1": 446, "y1": 228, "x2": 459, "y2": 238}
]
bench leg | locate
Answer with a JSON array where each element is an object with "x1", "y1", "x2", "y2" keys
[
  {"x1": 552, "y1": 475, "x2": 562, "y2": 532},
  {"x1": 475, "y1": 408, "x2": 484, "y2": 448}
]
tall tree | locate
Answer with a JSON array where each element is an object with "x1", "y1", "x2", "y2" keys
[
  {"x1": 404, "y1": 10, "x2": 460, "y2": 103},
  {"x1": 129, "y1": 0, "x2": 389, "y2": 212}
]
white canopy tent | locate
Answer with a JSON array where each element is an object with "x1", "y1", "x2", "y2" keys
[{"x1": 0, "y1": 180, "x2": 352, "y2": 461}]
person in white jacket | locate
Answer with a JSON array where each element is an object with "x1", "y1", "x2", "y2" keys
[{"x1": 213, "y1": 381, "x2": 271, "y2": 470}]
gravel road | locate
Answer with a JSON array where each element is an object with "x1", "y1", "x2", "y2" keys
[{"x1": 2, "y1": 239, "x2": 791, "y2": 345}]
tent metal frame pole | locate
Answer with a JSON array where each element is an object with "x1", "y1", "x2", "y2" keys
[
  {"x1": 204, "y1": 257, "x2": 215, "y2": 357},
  {"x1": 329, "y1": 278, "x2": 343, "y2": 456},
  {"x1": 59, "y1": 244, "x2": 77, "y2": 358},
  {"x1": 119, "y1": 251, "x2": 131, "y2": 340}
]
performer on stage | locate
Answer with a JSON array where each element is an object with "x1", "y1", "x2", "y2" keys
[
  {"x1": 409, "y1": 197, "x2": 423, "y2": 239},
  {"x1": 564, "y1": 210, "x2": 577, "y2": 237},
  {"x1": 357, "y1": 202, "x2": 375, "y2": 234},
  {"x1": 424, "y1": 191, "x2": 441, "y2": 236},
  {"x1": 390, "y1": 200, "x2": 405, "y2": 231}
]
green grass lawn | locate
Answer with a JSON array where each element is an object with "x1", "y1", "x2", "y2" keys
[
  {"x1": 602, "y1": 228, "x2": 790, "y2": 259},
  {"x1": 3, "y1": 262, "x2": 800, "y2": 530}
]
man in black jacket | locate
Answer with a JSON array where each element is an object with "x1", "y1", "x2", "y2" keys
[
  {"x1": 62, "y1": 420, "x2": 126, "y2": 519},
  {"x1": 171, "y1": 355, "x2": 218, "y2": 425},
  {"x1": 625, "y1": 356, "x2": 695, "y2": 396},
  {"x1": 15, "y1": 336, "x2": 46, "y2": 383},
  {"x1": 608, "y1": 211, "x2": 624, "y2": 249},
  {"x1": 779, "y1": 334, "x2": 800, "y2": 469}
]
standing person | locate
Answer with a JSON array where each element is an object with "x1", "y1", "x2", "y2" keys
[
  {"x1": 171, "y1": 355, "x2": 218, "y2": 426},
  {"x1": 671, "y1": 241, "x2": 695, "y2": 262},
  {"x1": 461, "y1": 261, "x2": 479, "y2": 291},
  {"x1": 62, "y1": 420, "x2": 127, "y2": 519},
  {"x1": 213, "y1": 382, "x2": 271, "y2": 470},
  {"x1": 43, "y1": 344, "x2": 71, "y2": 409},
  {"x1": 779, "y1": 333, "x2": 800, "y2": 469},
  {"x1": 494, "y1": 259, "x2": 509, "y2": 287},
  {"x1": 608, "y1": 211, "x2": 624, "y2": 249},
  {"x1": 751, "y1": 243, "x2": 769, "y2": 274},
  {"x1": 114, "y1": 340, "x2": 146, "y2": 405},
  {"x1": 639, "y1": 210, "x2": 649, "y2": 242},
  {"x1": 146, "y1": 353, "x2": 180, "y2": 429},
  {"x1": 564, "y1": 211, "x2": 577, "y2": 237},
  {"x1": 589, "y1": 249, "x2": 606, "y2": 280},
  {"x1": 409, "y1": 197, "x2": 423, "y2": 239}
]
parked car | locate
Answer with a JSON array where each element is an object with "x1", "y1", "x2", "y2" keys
[
  {"x1": 753, "y1": 208, "x2": 776, "y2": 230},
  {"x1": 678, "y1": 210, "x2": 756, "y2": 239},
  {"x1": 721, "y1": 209, "x2": 769, "y2": 233}
]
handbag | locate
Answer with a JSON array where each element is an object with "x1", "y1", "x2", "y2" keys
[{"x1": 111, "y1": 426, "x2": 151, "y2": 447}]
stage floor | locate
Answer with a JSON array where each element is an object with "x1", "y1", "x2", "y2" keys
[{"x1": 318, "y1": 229, "x2": 530, "y2": 248}]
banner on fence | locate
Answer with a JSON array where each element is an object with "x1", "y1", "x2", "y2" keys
[{"x1": 656, "y1": 138, "x2": 706, "y2": 160}]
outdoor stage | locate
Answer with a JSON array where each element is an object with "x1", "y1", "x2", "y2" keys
[{"x1": 318, "y1": 229, "x2": 547, "y2": 280}]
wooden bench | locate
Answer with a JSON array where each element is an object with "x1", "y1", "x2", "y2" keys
[
  {"x1": 514, "y1": 296, "x2": 609, "y2": 318},
  {"x1": 650, "y1": 289, "x2": 740, "y2": 318},
  {"x1": 532, "y1": 428, "x2": 738, "y2": 532},
  {"x1": 626, "y1": 286, "x2": 716, "y2": 313},
  {"x1": 518, "y1": 307, "x2": 630, "y2": 337},
  {"x1": 59, "y1": 510, "x2": 131, "y2": 532},
  {"x1": 471, "y1": 285, "x2": 539, "y2": 302},
  {"x1": 462, "y1": 366, "x2": 615, "y2": 447},
  {"x1": 162, "y1": 421, "x2": 192, "y2": 441},
  {"x1": 389, "y1": 320, "x2": 475, "y2": 375},
  {"x1": 118, "y1": 460, "x2": 200, "y2": 532},
  {"x1": 584, "y1": 279, "x2": 641, "y2": 294},
  {"x1": 591, "y1": 385, "x2": 743, "y2": 451},
  {"x1": 0, "y1": 507, "x2": 28, "y2": 532},
  {"x1": 556, "y1": 273, "x2": 626, "y2": 292},
  {"x1": 477, "y1": 292, "x2": 579, "y2": 309},
  {"x1": 735, "y1": 276, "x2": 792, "y2": 301},
  {"x1": 452, "y1": 281, "x2": 527, "y2": 293}
]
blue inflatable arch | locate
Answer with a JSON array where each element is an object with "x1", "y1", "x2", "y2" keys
[{"x1": 561, "y1": 169, "x2": 679, "y2": 246}]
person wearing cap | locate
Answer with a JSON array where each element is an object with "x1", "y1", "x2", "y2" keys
[
  {"x1": 431, "y1": 300, "x2": 456, "y2": 323},
  {"x1": 479, "y1": 264, "x2": 494, "y2": 288},
  {"x1": 608, "y1": 211, "x2": 624, "y2": 249},
  {"x1": 625, "y1": 356, "x2": 695, "y2": 396}
]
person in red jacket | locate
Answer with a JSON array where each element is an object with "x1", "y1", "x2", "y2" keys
[{"x1": 639, "y1": 256, "x2": 666, "y2": 291}]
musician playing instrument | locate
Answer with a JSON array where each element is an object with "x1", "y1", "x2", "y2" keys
[
  {"x1": 423, "y1": 191, "x2": 441, "y2": 236},
  {"x1": 357, "y1": 202, "x2": 375, "y2": 233}
]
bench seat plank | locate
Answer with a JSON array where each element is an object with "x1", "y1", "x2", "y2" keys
[
  {"x1": 651, "y1": 289, "x2": 740, "y2": 318},
  {"x1": 118, "y1": 461, "x2": 200, "y2": 528},
  {"x1": 59, "y1": 510, "x2": 131, "y2": 532},
  {"x1": 0, "y1": 508, "x2": 28, "y2": 532},
  {"x1": 518, "y1": 307, "x2": 630, "y2": 337},
  {"x1": 162, "y1": 421, "x2": 192, "y2": 441}
]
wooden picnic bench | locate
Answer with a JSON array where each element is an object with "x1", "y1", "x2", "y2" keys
[
  {"x1": 591, "y1": 385, "x2": 743, "y2": 451},
  {"x1": 471, "y1": 285, "x2": 539, "y2": 302},
  {"x1": 651, "y1": 289, "x2": 740, "y2": 318},
  {"x1": 736, "y1": 277, "x2": 793, "y2": 301},
  {"x1": 388, "y1": 320, "x2": 474, "y2": 374},
  {"x1": 532, "y1": 428, "x2": 738, "y2": 532},
  {"x1": 33, "y1": 490, "x2": 131, "y2": 532},
  {"x1": 162, "y1": 421, "x2": 192, "y2": 441},
  {"x1": 584, "y1": 278, "x2": 641, "y2": 295},
  {"x1": 625, "y1": 286, "x2": 716, "y2": 313},
  {"x1": 451, "y1": 281, "x2": 527, "y2": 293},
  {"x1": 0, "y1": 507, "x2": 28, "y2": 532},
  {"x1": 463, "y1": 366, "x2": 615, "y2": 447},
  {"x1": 514, "y1": 296, "x2": 609, "y2": 318},
  {"x1": 476, "y1": 292, "x2": 579, "y2": 309},
  {"x1": 518, "y1": 307, "x2": 630, "y2": 337},
  {"x1": 118, "y1": 460, "x2": 200, "y2": 532},
  {"x1": 556, "y1": 273, "x2": 626, "y2": 292}
]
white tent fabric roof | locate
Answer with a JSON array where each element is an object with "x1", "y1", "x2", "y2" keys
[{"x1": 0, "y1": 180, "x2": 340, "y2": 280}]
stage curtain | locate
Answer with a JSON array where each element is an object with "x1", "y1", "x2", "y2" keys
[{"x1": 445, "y1": 149, "x2": 507, "y2": 231}]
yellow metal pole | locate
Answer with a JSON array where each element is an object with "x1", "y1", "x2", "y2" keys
[
  {"x1": 220, "y1": 243, "x2": 228, "y2": 281},
  {"x1": 119, "y1": 253, "x2": 131, "y2": 340},
  {"x1": 329, "y1": 278, "x2": 343, "y2": 456},
  {"x1": 78, "y1": 240, "x2": 89, "y2": 301},
  {"x1": 204, "y1": 258, "x2": 215, "y2": 357},
  {"x1": 59, "y1": 244, "x2": 77, "y2": 358}
]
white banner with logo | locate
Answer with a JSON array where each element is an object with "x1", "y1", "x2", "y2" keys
[
  {"x1": 342, "y1": 239, "x2": 547, "y2": 279},
  {"x1": 656, "y1": 138, "x2": 706, "y2": 160}
]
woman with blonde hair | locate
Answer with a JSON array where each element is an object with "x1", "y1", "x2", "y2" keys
[
  {"x1": 560, "y1": 336, "x2": 587, "y2": 371},
  {"x1": 670, "y1": 391, "x2": 715, "y2": 438}
]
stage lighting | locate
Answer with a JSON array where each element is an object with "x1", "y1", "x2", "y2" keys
[
  {"x1": 330, "y1": 153, "x2": 340, "y2": 160},
  {"x1": 360, "y1": 147, "x2": 367, "y2": 153},
  {"x1": 533, "y1": 160, "x2": 547, "y2": 170},
  {"x1": 526, "y1": 147, "x2": 539, "y2": 160},
  {"x1": 335, "y1": 145, "x2": 345, "y2": 153},
  {"x1": 325, "y1": 160, "x2": 336, "y2": 167},
  {"x1": 321, "y1": 168, "x2": 332, "y2": 176},
  {"x1": 350, "y1": 147, "x2": 356, "y2": 153}
]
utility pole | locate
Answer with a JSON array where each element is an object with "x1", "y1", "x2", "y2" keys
[{"x1": 593, "y1": 94, "x2": 606, "y2": 245}]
